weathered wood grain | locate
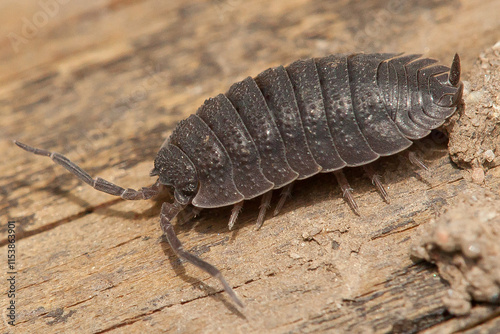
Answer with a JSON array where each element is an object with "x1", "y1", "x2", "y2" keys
[{"x1": 1, "y1": 0, "x2": 499, "y2": 333}]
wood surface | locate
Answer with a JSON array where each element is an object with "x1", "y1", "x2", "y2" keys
[{"x1": 1, "y1": 0, "x2": 499, "y2": 333}]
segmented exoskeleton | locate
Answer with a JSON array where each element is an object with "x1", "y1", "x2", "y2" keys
[{"x1": 16, "y1": 53, "x2": 463, "y2": 307}]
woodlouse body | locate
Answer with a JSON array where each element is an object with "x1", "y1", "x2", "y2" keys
[
  {"x1": 16, "y1": 53, "x2": 463, "y2": 308},
  {"x1": 153, "y1": 53, "x2": 463, "y2": 209}
]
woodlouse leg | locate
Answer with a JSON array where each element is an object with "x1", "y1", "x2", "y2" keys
[
  {"x1": 406, "y1": 151, "x2": 428, "y2": 170},
  {"x1": 228, "y1": 201, "x2": 243, "y2": 230},
  {"x1": 255, "y1": 191, "x2": 272, "y2": 230},
  {"x1": 333, "y1": 171, "x2": 360, "y2": 215},
  {"x1": 15, "y1": 141, "x2": 161, "y2": 200},
  {"x1": 363, "y1": 165, "x2": 389, "y2": 203},
  {"x1": 177, "y1": 206, "x2": 203, "y2": 226},
  {"x1": 160, "y1": 201, "x2": 244, "y2": 308},
  {"x1": 273, "y1": 182, "x2": 294, "y2": 216}
]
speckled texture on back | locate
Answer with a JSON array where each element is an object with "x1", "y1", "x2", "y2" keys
[
  {"x1": 286, "y1": 58, "x2": 342, "y2": 172},
  {"x1": 255, "y1": 66, "x2": 321, "y2": 179},
  {"x1": 347, "y1": 53, "x2": 412, "y2": 156},
  {"x1": 315, "y1": 55, "x2": 379, "y2": 166},
  {"x1": 226, "y1": 77, "x2": 298, "y2": 188},
  {"x1": 196, "y1": 94, "x2": 273, "y2": 199},
  {"x1": 168, "y1": 114, "x2": 244, "y2": 208}
]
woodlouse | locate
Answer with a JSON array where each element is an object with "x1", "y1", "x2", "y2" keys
[{"x1": 16, "y1": 53, "x2": 463, "y2": 307}]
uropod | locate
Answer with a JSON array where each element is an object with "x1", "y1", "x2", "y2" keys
[{"x1": 16, "y1": 53, "x2": 463, "y2": 307}]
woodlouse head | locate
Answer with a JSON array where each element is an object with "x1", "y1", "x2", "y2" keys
[{"x1": 151, "y1": 144, "x2": 198, "y2": 205}]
